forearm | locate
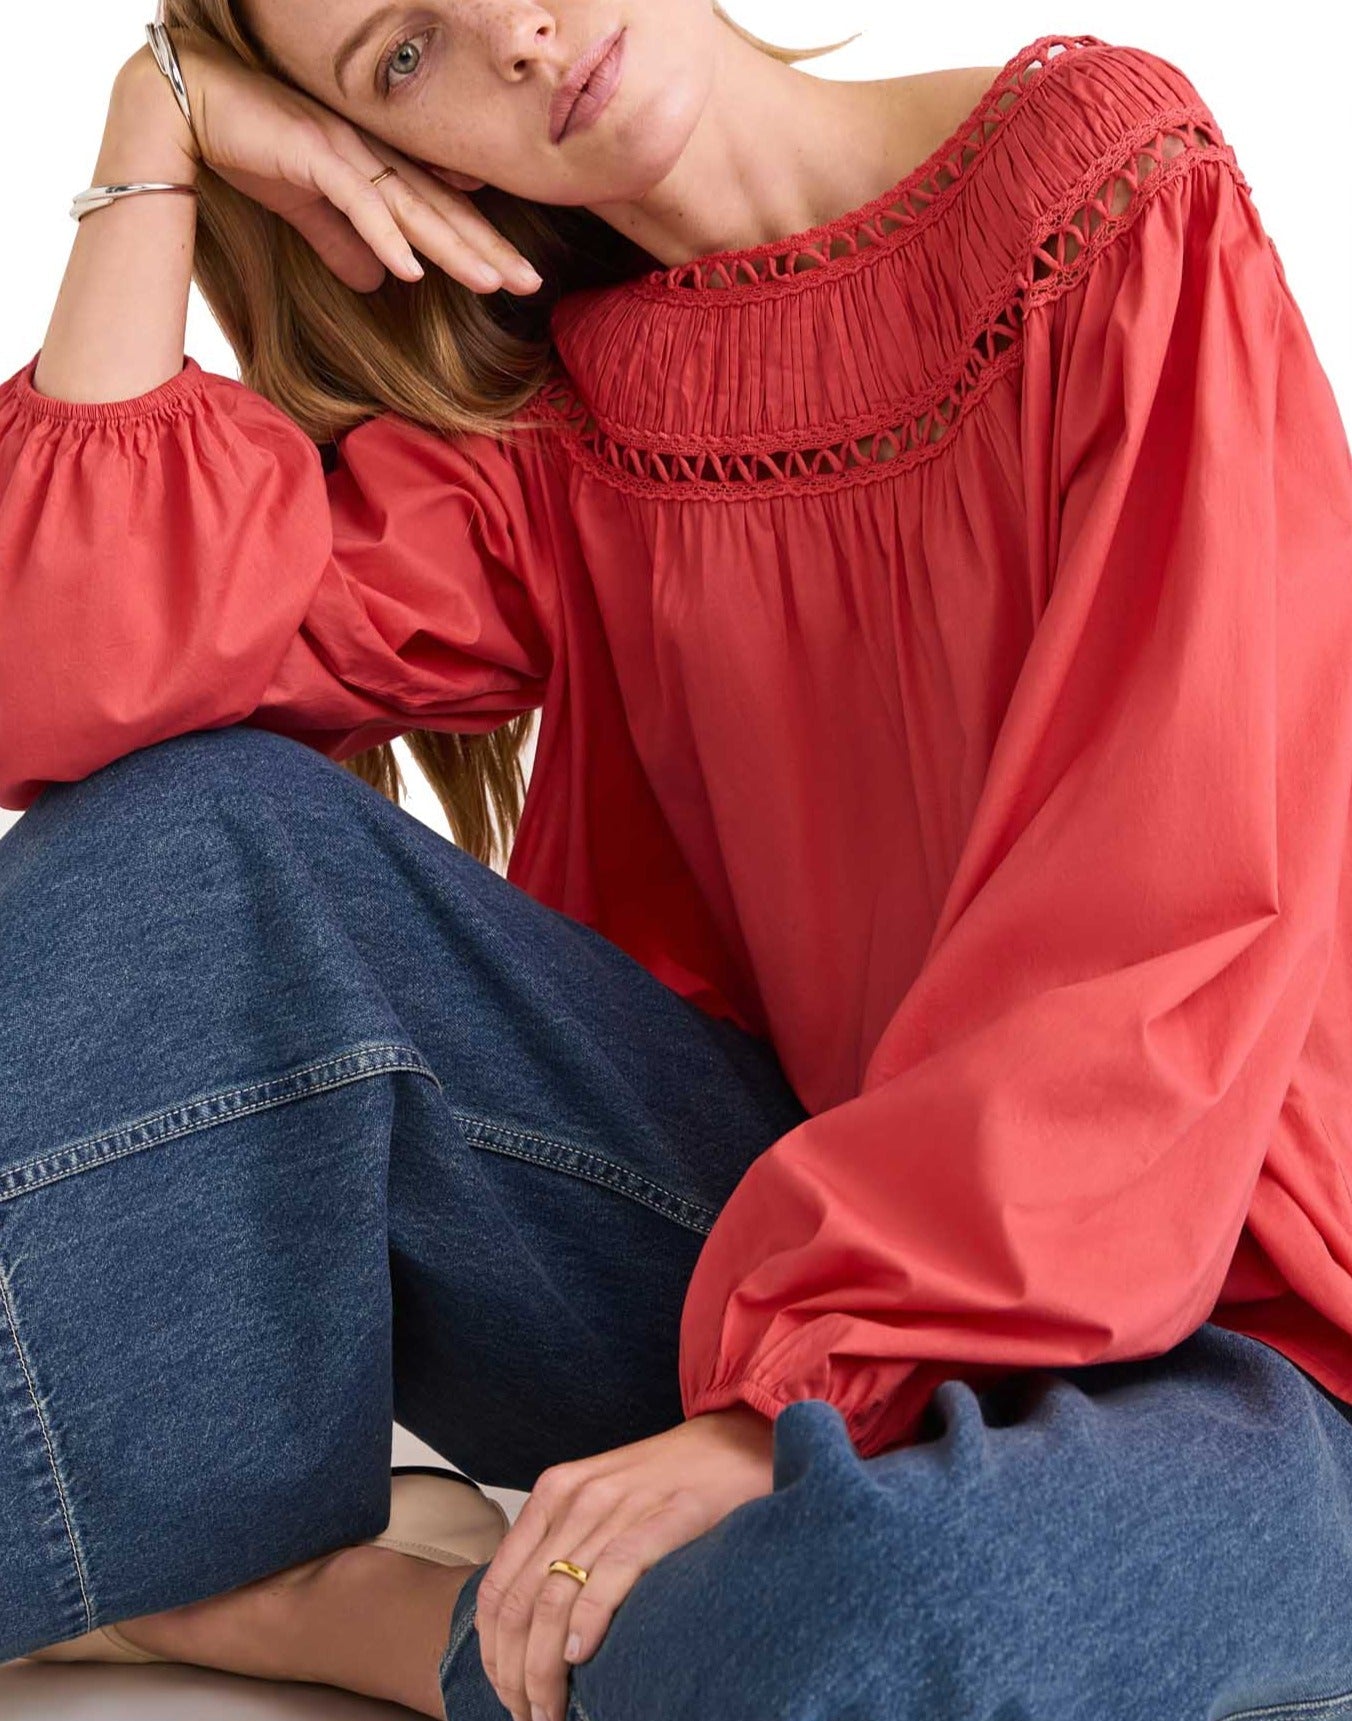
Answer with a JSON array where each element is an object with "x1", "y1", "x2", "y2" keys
[{"x1": 32, "y1": 47, "x2": 200, "y2": 405}]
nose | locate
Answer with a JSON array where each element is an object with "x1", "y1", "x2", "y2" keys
[{"x1": 489, "y1": 4, "x2": 557, "y2": 79}]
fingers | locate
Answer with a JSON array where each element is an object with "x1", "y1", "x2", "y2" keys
[
  {"x1": 483, "y1": 1518, "x2": 605, "y2": 1721},
  {"x1": 518, "y1": 1559, "x2": 602, "y2": 1721},
  {"x1": 175, "y1": 39, "x2": 545, "y2": 297},
  {"x1": 280, "y1": 194, "x2": 390, "y2": 294},
  {"x1": 389, "y1": 156, "x2": 545, "y2": 293},
  {"x1": 477, "y1": 1475, "x2": 609, "y2": 1721},
  {"x1": 321, "y1": 125, "x2": 543, "y2": 296},
  {"x1": 389, "y1": 171, "x2": 537, "y2": 293},
  {"x1": 297, "y1": 146, "x2": 419, "y2": 280},
  {"x1": 532, "y1": 1497, "x2": 704, "y2": 1674},
  {"x1": 475, "y1": 1484, "x2": 564, "y2": 1716},
  {"x1": 478, "y1": 1476, "x2": 700, "y2": 1721},
  {"x1": 519, "y1": 1502, "x2": 696, "y2": 1721}
]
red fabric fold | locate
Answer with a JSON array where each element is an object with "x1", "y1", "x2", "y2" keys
[
  {"x1": 677, "y1": 152, "x2": 1352, "y2": 1457},
  {"x1": 0, "y1": 358, "x2": 555, "y2": 810}
]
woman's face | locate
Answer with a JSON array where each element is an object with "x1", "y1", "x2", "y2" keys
[{"x1": 242, "y1": 0, "x2": 719, "y2": 203}]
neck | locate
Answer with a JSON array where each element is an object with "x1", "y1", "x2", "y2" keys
[{"x1": 584, "y1": 27, "x2": 906, "y2": 270}]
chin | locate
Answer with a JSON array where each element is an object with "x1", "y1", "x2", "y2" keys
[
  {"x1": 564, "y1": 49, "x2": 709, "y2": 203},
  {"x1": 587, "y1": 138, "x2": 693, "y2": 204}
]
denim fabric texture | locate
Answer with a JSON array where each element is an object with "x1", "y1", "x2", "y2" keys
[{"x1": 4, "y1": 724, "x2": 1352, "y2": 1721}]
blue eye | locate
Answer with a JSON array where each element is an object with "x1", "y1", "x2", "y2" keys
[{"x1": 379, "y1": 29, "x2": 433, "y2": 95}]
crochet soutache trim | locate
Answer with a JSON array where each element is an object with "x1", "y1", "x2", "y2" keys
[
  {"x1": 527, "y1": 110, "x2": 1246, "y2": 500},
  {"x1": 631, "y1": 32, "x2": 1093, "y2": 299}
]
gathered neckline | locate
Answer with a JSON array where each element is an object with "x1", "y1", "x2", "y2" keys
[
  {"x1": 617, "y1": 32, "x2": 1108, "y2": 302},
  {"x1": 533, "y1": 26, "x2": 1237, "y2": 500}
]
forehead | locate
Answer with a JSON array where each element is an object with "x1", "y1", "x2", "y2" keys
[{"x1": 241, "y1": 0, "x2": 374, "y2": 74}]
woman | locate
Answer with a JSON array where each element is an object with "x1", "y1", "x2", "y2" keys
[{"x1": 2, "y1": 3, "x2": 1352, "y2": 1718}]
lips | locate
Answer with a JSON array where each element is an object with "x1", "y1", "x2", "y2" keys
[{"x1": 549, "y1": 26, "x2": 625, "y2": 145}]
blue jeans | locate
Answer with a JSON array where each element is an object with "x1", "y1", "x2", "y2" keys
[{"x1": 4, "y1": 724, "x2": 1352, "y2": 1721}]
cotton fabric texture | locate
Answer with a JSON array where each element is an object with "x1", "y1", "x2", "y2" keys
[{"x1": 3, "y1": 33, "x2": 1352, "y2": 1462}]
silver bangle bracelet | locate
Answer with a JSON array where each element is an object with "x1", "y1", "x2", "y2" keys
[
  {"x1": 144, "y1": 0, "x2": 197, "y2": 145},
  {"x1": 68, "y1": 5, "x2": 200, "y2": 223},
  {"x1": 70, "y1": 182, "x2": 199, "y2": 223}
]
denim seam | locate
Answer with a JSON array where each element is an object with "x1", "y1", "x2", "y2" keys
[
  {"x1": 0, "y1": 1043, "x2": 442, "y2": 1204},
  {"x1": 0, "y1": 1254, "x2": 93, "y2": 1633},
  {"x1": 455, "y1": 1114, "x2": 720, "y2": 1236},
  {"x1": 438, "y1": 1590, "x2": 478, "y2": 1695},
  {"x1": 1223, "y1": 1695, "x2": 1352, "y2": 1719},
  {"x1": 568, "y1": 1686, "x2": 599, "y2": 1721}
]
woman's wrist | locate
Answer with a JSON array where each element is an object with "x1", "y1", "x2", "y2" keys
[{"x1": 102, "y1": 45, "x2": 200, "y2": 185}]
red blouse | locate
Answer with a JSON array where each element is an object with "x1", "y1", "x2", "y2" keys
[{"x1": 5, "y1": 33, "x2": 1352, "y2": 1460}]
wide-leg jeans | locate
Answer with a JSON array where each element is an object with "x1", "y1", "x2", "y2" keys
[{"x1": 4, "y1": 723, "x2": 1352, "y2": 1721}]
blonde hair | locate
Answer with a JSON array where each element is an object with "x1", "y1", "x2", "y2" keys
[{"x1": 173, "y1": 0, "x2": 859, "y2": 867}]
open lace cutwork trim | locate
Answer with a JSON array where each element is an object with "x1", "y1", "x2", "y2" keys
[
  {"x1": 635, "y1": 33, "x2": 1090, "y2": 297},
  {"x1": 528, "y1": 121, "x2": 1239, "y2": 501}
]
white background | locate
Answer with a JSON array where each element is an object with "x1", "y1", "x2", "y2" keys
[{"x1": 1, "y1": 2, "x2": 1348, "y2": 842}]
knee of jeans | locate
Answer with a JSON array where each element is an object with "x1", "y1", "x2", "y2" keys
[
  {"x1": 3, "y1": 730, "x2": 350, "y2": 883},
  {"x1": 111, "y1": 723, "x2": 323, "y2": 784},
  {"x1": 38, "y1": 725, "x2": 338, "y2": 824}
]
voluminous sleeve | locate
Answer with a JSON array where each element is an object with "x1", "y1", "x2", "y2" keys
[
  {"x1": 0, "y1": 354, "x2": 555, "y2": 811},
  {"x1": 678, "y1": 148, "x2": 1352, "y2": 1458}
]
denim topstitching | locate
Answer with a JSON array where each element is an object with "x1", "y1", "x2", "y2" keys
[
  {"x1": 456, "y1": 1114, "x2": 721, "y2": 1235},
  {"x1": 0, "y1": 1042, "x2": 441, "y2": 1203},
  {"x1": 0, "y1": 1255, "x2": 93, "y2": 1634}
]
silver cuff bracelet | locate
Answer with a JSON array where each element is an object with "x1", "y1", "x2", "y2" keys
[{"x1": 70, "y1": 182, "x2": 199, "y2": 223}]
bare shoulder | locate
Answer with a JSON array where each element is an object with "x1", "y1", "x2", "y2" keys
[
  {"x1": 911, "y1": 63, "x2": 1011, "y2": 137},
  {"x1": 873, "y1": 63, "x2": 1012, "y2": 175}
]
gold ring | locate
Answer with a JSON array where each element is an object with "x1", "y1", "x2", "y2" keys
[
  {"x1": 370, "y1": 165, "x2": 397, "y2": 187},
  {"x1": 546, "y1": 1559, "x2": 590, "y2": 1586}
]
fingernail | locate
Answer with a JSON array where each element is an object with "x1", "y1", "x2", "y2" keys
[
  {"x1": 531, "y1": 1707, "x2": 549, "y2": 1721},
  {"x1": 564, "y1": 1633, "x2": 582, "y2": 1662}
]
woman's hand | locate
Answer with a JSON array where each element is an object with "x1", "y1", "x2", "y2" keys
[
  {"x1": 474, "y1": 1405, "x2": 776, "y2": 1721},
  {"x1": 122, "y1": 32, "x2": 541, "y2": 297}
]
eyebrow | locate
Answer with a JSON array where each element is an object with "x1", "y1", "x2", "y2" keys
[{"x1": 333, "y1": 3, "x2": 399, "y2": 95}]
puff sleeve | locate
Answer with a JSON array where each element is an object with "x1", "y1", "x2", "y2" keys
[
  {"x1": 0, "y1": 353, "x2": 555, "y2": 811},
  {"x1": 678, "y1": 153, "x2": 1352, "y2": 1457}
]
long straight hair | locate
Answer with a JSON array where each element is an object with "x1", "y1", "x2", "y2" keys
[{"x1": 173, "y1": 1, "x2": 860, "y2": 866}]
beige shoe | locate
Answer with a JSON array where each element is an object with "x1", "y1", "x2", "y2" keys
[{"x1": 8, "y1": 1464, "x2": 510, "y2": 1669}]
